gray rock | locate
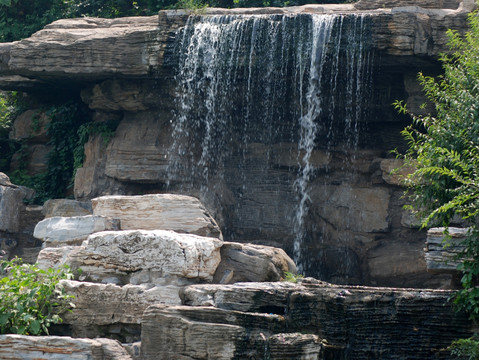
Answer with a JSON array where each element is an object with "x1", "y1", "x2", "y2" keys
[
  {"x1": 37, "y1": 230, "x2": 223, "y2": 285},
  {"x1": 58, "y1": 280, "x2": 181, "y2": 339},
  {"x1": 33, "y1": 215, "x2": 119, "y2": 247},
  {"x1": 42, "y1": 199, "x2": 92, "y2": 218},
  {"x1": 425, "y1": 227, "x2": 468, "y2": 272},
  {"x1": 177, "y1": 280, "x2": 473, "y2": 359},
  {"x1": 0, "y1": 334, "x2": 132, "y2": 360},
  {"x1": 0, "y1": 184, "x2": 28, "y2": 233},
  {"x1": 141, "y1": 305, "x2": 286, "y2": 360},
  {"x1": 214, "y1": 242, "x2": 297, "y2": 284},
  {"x1": 92, "y1": 194, "x2": 222, "y2": 239}
]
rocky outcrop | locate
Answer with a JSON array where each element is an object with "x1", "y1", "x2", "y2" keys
[
  {"x1": 1, "y1": 1, "x2": 474, "y2": 287},
  {"x1": 141, "y1": 280, "x2": 474, "y2": 359},
  {"x1": 0, "y1": 2, "x2": 472, "y2": 89},
  {"x1": 0, "y1": 335, "x2": 132, "y2": 360},
  {"x1": 58, "y1": 280, "x2": 181, "y2": 340}
]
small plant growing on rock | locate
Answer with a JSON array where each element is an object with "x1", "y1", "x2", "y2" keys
[
  {"x1": 0, "y1": 258, "x2": 74, "y2": 335},
  {"x1": 282, "y1": 271, "x2": 304, "y2": 283}
]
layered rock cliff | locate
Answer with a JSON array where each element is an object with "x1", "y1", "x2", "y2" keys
[{"x1": 0, "y1": 0, "x2": 475, "y2": 287}]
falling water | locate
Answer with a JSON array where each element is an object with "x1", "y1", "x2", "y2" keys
[{"x1": 168, "y1": 13, "x2": 373, "y2": 274}]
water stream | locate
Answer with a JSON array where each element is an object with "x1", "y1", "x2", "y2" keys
[{"x1": 168, "y1": 13, "x2": 373, "y2": 274}]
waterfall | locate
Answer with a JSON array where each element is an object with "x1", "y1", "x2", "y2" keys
[{"x1": 168, "y1": 13, "x2": 373, "y2": 275}]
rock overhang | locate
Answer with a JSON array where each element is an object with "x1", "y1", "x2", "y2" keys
[{"x1": 0, "y1": 1, "x2": 474, "y2": 92}]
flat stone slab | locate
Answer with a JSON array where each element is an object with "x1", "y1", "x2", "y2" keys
[
  {"x1": 0, "y1": 334, "x2": 132, "y2": 360},
  {"x1": 33, "y1": 215, "x2": 120, "y2": 246},
  {"x1": 92, "y1": 194, "x2": 222, "y2": 239}
]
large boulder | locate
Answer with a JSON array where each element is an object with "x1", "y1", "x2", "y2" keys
[
  {"x1": 0, "y1": 335, "x2": 132, "y2": 360},
  {"x1": 37, "y1": 230, "x2": 223, "y2": 285},
  {"x1": 92, "y1": 194, "x2": 222, "y2": 239},
  {"x1": 214, "y1": 242, "x2": 296, "y2": 284}
]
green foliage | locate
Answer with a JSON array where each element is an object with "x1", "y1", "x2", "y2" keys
[
  {"x1": 8, "y1": 100, "x2": 89, "y2": 204},
  {"x1": 282, "y1": 271, "x2": 304, "y2": 283},
  {"x1": 0, "y1": 258, "x2": 74, "y2": 335},
  {"x1": 450, "y1": 336, "x2": 479, "y2": 360},
  {"x1": 175, "y1": 0, "x2": 207, "y2": 11},
  {"x1": 395, "y1": 7, "x2": 479, "y2": 358},
  {"x1": 73, "y1": 119, "x2": 119, "y2": 173},
  {"x1": 0, "y1": 92, "x2": 26, "y2": 171}
]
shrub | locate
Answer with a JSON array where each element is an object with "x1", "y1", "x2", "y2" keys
[
  {"x1": 0, "y1": 258, "x2": 74, "y2": 335},
  {"x1": 394, "y1": 6, "x2": 479, "y2": 358}
]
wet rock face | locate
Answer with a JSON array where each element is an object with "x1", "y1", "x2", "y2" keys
[
  {"x1": 143, "y1": 280, "x2": 474, "y2": 360},
  {"x1": 0, "y1": 2, "x2": 473, "y2": 287}
]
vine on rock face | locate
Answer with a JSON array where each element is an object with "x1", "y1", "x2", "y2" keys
[
  {"x1": 394, "y1": 7, "x2": 479, "y2": 357},
  {"x1": 8, "y1": 99, "x2": 90, "y2": 204},
  {"x1": 0, "y1": 258, "x2": 74, "y2": 336}
]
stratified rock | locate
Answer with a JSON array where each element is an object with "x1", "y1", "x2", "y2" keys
[
  {"x1": 179, "y1": 280, "x2": 473, "y2": 359},
  {"x1": 141, "y1": 305, "x2": 287, "y2": 360},
  {"x1": 37, "y1": 230, "x2": 223, "y2": 285},
  {"x1": 36, "y1": 246, "x2": 76, "y2": 270},
  {"x1": 354, "y1": 0, "x2": 461, "y2": 10},
  {"x1": 102, "y1": 112, "x2": 173, "y2": 183},
  {"x1": 0, "y1": 334, "x2": 132, "y2": 360},
  {"x1": 425, "y1": 227, "x2": 467, "y2": 272},
  {"x1": 181, "y1": 282, "x2": 299, "y2": 312},
  {"x1": 214, "y1": 242, "x2": 296, "y2": 283},
  {"x1": 33, "y1": 215, "x2": 120, "y2": 247},
  {"x1": 92, "y1": 194, "x2": 222, "y2": 239},
  {"x1": 267, "y1": 333, "x2": 323, "y2": 360},
  {"x1": 58, "y1": 280, "x2": 181, "y2": 340},
  {"x1": 1, "y1": 16, "x2": 168, "y2": 81},
  {"x1": 42, "y1": 199, "x2": 92, "y2": 218}
]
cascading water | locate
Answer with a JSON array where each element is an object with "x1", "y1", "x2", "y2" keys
[{"x1": 168, "y1": 12, "x2": 373, "y2": 276}]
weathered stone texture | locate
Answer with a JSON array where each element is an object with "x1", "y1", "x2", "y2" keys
[
  {"x1": 2, "y1": 16, "x2": 166, "y2": 81},
  {"x1": 42, "y1": 199, "x2": 92, "y2": 218},
  {"x1": 9, "y1": 109, "x2": 50, "y2": 142},
  {"x1": 0, "y1": 335, "x2": 132, "y2": 360},
  {"x1": 33, "y1": 215, "x2": 120, "y2": 247},
  {"x1": 92, "y1": 194, "x2": 222, "y2": 239},
  {"x1": 57, "y1": 280, "x2": 181, "y2": 341},
  {"x1": 214, "y1": 242, "x2": 297, "y2": 283},
  {"x1": 355, "y1": 0, "x2": 462, "y2": 10},
  {"x1": 425, "y1": 227, "x2": 467, "y2": 272},
  {"x1": 176, "y1": 280, "x2": 474, "y2": 359},
  {"x1": 37, "y1": 230, "x2": 223, "y2": 285}
]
